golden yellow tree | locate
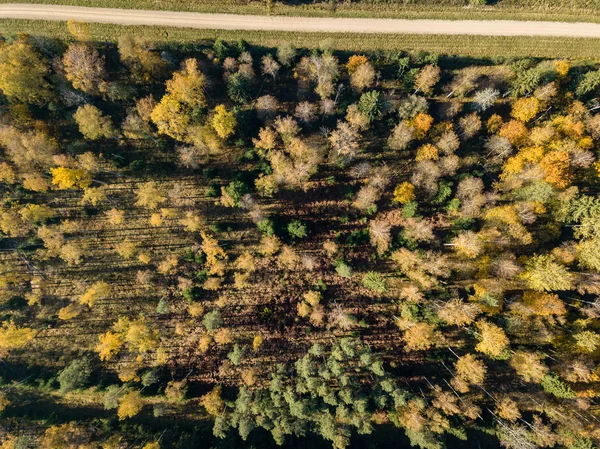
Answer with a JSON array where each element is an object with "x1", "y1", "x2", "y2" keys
[
  {"x1": 50, "y1": 167, "x2": 92, "y2": 189},
  {"x1": 200, "y1": 386, "x2": 224, "y2": 416},
  {"x1": 475, "y1": 320, "x2": 509, "y2": 358},
  {"x1": 0, "y1": 321, "x2": 35, "y2": 352},
  {"x1": 95, "y1": 331, "x2": 123, "y2": 360},
  {"x1": 346, "y1": 55, "x2": 368, "y2": 74},
  {"x1": 393, "y1": 182, "x2": 415, "y2": 204},
  {"x1": 117, "y1": 390, "x2": 143, "y2": 420},
  {"x1": 79, "y1": 281, "x2": 111, "y2": 307},
  {"x1": 511, "y1": 97, "x2": 540, "y2": 122},
  {"x1": 211, "y1": 104, "x2": 237, "y2": 139}
]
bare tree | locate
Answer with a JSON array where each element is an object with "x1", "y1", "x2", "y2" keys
[
  {"x1": 473, "y1": 88, "x2": 499, "y2": 111},
  {"x1": 294, "y1": 101, "x2": 317, "y2": 123},
  {"x1": 261, "y1": 54, "x2": 280, "y2": 82},
  {"x1": 255, "y1": 95, "x2": 279, "y2": 121}
]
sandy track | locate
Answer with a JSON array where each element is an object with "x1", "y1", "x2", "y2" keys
[{"x1": 2, "y1": 3, "x2": 600, "y2": 37}]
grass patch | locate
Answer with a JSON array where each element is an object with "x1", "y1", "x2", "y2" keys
[
  {"x1": 2, "y1": 19, "x2": 600, "y2": 59},
  {"x1": 2, "y1": 0, "x2": 600, "y2": 22}
]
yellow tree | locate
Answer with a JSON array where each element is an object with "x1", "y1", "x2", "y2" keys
[
  {"x1": 117, "y1": 390, "x2": 144, "y2": 420},
  {"x1": 522, "y1": 254, "x2": 573, "y2": 291},
  {"x1": 475, "y1": 320, "x2": 509, "y2": 358},
  {"x1": 165, "y1": 58, "x2": 206, "y2": 108},
  {"x1": 19, "y1": 204, "x2": 54, "y2": 224},
  {"x1": 200, "y1": 386, "x2": 224, "y2": 416},
  {"x1": 0, "y1": 321, "x2": 35, "y2": 352},
  {"x1": 95, "y1": 331, "x2": 123, "y2": 360},
  {"x1": 125, "y1": 318, "x2": 159, "y2": 354},
  {"x1": 211, "y1": 104, "x2": 237, "y2": 139},
  {"x1": 151, "y1": 59, "x2": 205, "y2": 140},
  {"x1": 346, "y1": 55, "x2": 368, "y2": 74},
  {"x1": 540, "y1": 150, "x2": 572, "y2": 188},
  {"x1": 403, "y1": 323, "x2": 438, "y2": 351},
  {"x1": 393, "y1": 182, "x2": 415, "y2": 204},
  {"x1": 201, "y1": 232, "x2": 228, "y2": 274},
  {"x1": 135, "y1": 182, "x2": 167, "y2": 209},
  {"x1": 511, "y1": 97, "x2": 540, "y2": 122},
  {"x1": 73, "y1": 104, "x2": 115, "y2": 140},
  {"x1": 150, "y1": 95, "x2": 190, "y2": 140},
  {"x1": 50, "y1": 167, "x2": 92, "y2": 189},
  {"x1": 66, "y1": 18, "x2": 90, "y2": 41},
  {"x1": 60, "y1": 242, "x2": 83, "y2": 266},
  {"x1": 118, "y1": 35, "x2": 167, "y2": 82},
  {"x1": 509, "y1": 351, "x2": 547, "y2": 382},
  {"x1": 455, "y1": 353, "x2": 486, "y2": 385},
  {"x1": 79, "y1": 281, "x2": 111, "y2": 307}
]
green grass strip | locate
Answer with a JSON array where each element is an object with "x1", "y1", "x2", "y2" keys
[{"x1": 2, "y1": 19, "x2": 600, "y2": 59}]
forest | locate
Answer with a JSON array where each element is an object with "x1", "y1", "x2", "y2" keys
[{"x1": 0, "y1": 20, "x2": 599, "y2": 449}]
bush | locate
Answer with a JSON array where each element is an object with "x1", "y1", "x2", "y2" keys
[{"x1": 287, "y1": 220, "x2": 307, "y2": 239}]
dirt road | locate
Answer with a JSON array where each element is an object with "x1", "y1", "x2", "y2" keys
[{"x1": 2, "y1": 3, "x2": 600, "y2": 37}]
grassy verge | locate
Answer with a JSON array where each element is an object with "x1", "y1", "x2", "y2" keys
[
  {"x1": 2, "y1": 19, "x2": 600, "y2": 59},
  {"x1": 2, "y1": 0, "x2": 600, "y2": 23}
]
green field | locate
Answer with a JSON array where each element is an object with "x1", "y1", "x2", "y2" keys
[{"x1": 3, "y1": 0, "x2": 600, "y2": 22}]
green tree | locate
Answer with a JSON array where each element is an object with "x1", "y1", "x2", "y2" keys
[
  {"x1": 523, "y1": 255, "x2": 573, "y2": 292},
  {"x1": 228, "y1": 344, "x2": 246, "y2": 366},
  {"x1": 58, "y1": 358, "x2": 93, "y2": 393},
  {"x1": 203, "y1": 310, "x2": 223, "y2": 330},
  {"x1": 0, "y1": 36, "x2": 51, "y2": 104},
  {"x1": 576, "y1": 69, "x2": 600, "y2": 96},
  {"x1": 287, "y1": 220, "x2": 308, "y2": 239},
  {"x1": 73, "y1": 104, "x2": 116, "y2": 140},
  {"x1": 357, "y1": 90, "x2": 382, "y2": 122},
  {"x1": 363, "y1": 271, "x2": 387, "y2": 293},
  {"x1": 227, "y1": 72, "x2": 251, "y2": 104},
  {"x1": 540, "y1": 373, "x2": 576, "y2": 399},
  {"x1": 221, "y1": 180, "x2": 248, "y2": 207}
]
